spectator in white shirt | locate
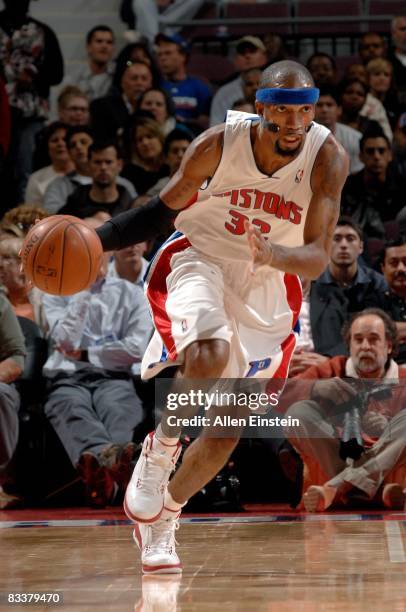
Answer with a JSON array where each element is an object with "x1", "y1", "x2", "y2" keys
[
  {"x1": 210, "y1": 36, "x2": 267, "y2": 126},
  {"x1": 65, "y1": 26, "x2": 115, "y2": 102},
  {"x1": 25, "y1": 122, "x2": 74, "y2": 205},
  {"x1": 315, "y1": 85, "x2": 363, "y2": 174}
]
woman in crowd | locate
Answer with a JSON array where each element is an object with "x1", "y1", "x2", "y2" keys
[
  {"x1": 338, "y1": 77, "x2": 383, "y2": 135},
  {"x1": 366, "y1": 58, "x2": 400, "y2": 130},
  {"x1": 121, "y1": 115, "x2": 168, "y2": 195},
  {"x1": 25, "y1": 122, "x2": 74, "y2": 205},
  {"x1": 138, "y1": 87, "x2": 177, "y2": 135}
]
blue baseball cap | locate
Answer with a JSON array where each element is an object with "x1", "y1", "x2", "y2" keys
[{"x1": 155, "y1": 33, "x2": 189, "y2": 53}]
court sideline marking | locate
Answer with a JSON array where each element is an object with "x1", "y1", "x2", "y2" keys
[{"x1": 385, "y1": 521, "x2": 406, "y2": 562}]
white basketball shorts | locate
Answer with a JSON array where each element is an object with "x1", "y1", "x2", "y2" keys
[{"x1": 141, "y1": 232, "x2": 302, "y2": 380}]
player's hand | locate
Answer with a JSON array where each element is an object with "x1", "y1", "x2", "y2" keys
[
  {"x1": 361, "y1": 410, "x2": 388, "y2": 437},
  {"x1": 244, "y1": 221, "x2": 273, "y2": 273},
  {"x1": 311, "y1": 378, "x2": 357, "y2": 406}
]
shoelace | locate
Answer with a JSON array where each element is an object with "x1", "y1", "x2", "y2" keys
[
  {"x1": 145, "y1": 518, "x2": 180, "y2": 554},
  {"x1": 138, "y1": 448, "x2": 178, "y2": 493}
]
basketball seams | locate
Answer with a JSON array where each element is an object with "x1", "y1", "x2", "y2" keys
[
  {"x1": 58, "y1": 222, "x2": 69, "y2": 295},
  {"x1": 72, "y1": 223, "x2": 94, "y2": 290},
  {"x1": 31, "y1": 217, "x2": 69, "y2": 289},
  {"x1": 25, "y1": 216, "x2": 102, "y2": 295}
]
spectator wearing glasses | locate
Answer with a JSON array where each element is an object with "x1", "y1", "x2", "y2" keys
[
  {"x1": 33, "y1": 88, "x2": 91, "y2": 171},
  {"x1": 57, "y1": 86, "x2": 90, "y2": 127}
]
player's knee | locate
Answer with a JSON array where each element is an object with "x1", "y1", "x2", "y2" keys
[{"x1": 184, "y1": 339, "x2": 230, "y2": 378}]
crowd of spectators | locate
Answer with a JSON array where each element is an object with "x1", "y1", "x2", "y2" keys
[{"x1": 1, "y1": 0, "x2": 406, "y2": 511}]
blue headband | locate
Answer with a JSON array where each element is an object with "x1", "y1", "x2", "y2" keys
[{"x1": 256, "y1": 87, "x2": 320, "y2": 105}]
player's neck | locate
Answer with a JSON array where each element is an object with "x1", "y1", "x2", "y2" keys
[{"x1": 252, "y1": 128, "x2": 303, "y2": 176}]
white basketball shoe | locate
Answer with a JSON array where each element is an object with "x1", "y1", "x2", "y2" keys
[
  {"x1": 124, "y1": 432, "x2": 182, "y2": 523},
  {"x1": 133, "y1": 516, "x2": 182, "y2": 574}
]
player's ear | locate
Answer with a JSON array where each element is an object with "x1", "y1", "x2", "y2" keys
[{"x1": 255, "y1": 100, "x2": 264, "y2": 116}]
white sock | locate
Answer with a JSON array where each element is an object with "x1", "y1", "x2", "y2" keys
[
  {"x1": 154, "y1": 424, "x2": 179, "y2": 448},
  {"x1": 160, "y1": 490, "x2": 187, "y2": 520}
]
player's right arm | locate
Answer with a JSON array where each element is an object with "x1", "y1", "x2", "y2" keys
[{"x1": 96, "y1": 125, "x2": 224, "y2": 251}]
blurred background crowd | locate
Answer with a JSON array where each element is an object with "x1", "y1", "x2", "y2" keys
[{"x1": 1, "y1": 0, "x2": 406, "y2": 514}]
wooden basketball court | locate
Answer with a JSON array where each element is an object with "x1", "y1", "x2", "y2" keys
[{"x1": 1, "y1": 506, "x2": 406, "y2": 611}]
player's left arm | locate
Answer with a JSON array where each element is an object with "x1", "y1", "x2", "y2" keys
[{"x1": 246, "y1": 135, "x2": 349, "y2": 279}]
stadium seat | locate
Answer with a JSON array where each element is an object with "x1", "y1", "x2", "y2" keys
[
  {"x1": 368, "y1": 1, "x2": 405, "y2": 33},
  {"x1": 223, "y1": 2, "x2": 292, "y2": 37},
  {"x1": 383, "y1": 220, "x2": 400, "y2": 241},
  {"x1": 188, "y1": 52, "x2": 236, "y2": 86},
  {"x1": 334, "y1": 55, "x2": 360, "y2": 80},
  {"x1": 296, "y1": 0, "x2": 363, "y2": 34},
  {"x1": 181, "y1": 1, "x2": 221, "y2": 41},
  {"x1": 365, "y1": 237, "x2": 385, "y2": 267}
]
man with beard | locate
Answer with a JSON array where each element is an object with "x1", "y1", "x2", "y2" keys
[
  {"x1": 283, "y1": 308, "x2": 406, "y2": 512},
  {"x1": 58, "y1": 142, "x2": 133, "y2": 218},
  {"x1": 370, "y1": 241, "x2": 406, "y2": 365},
  {"x1": 43, "y1": 126, "x2": 135, "y2": 214},
  {"x1": 26, "y1": 60, "x2": 349, "y2": 572}
]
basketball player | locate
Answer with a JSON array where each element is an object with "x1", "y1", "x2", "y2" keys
[{"x1": 72, "y1": 61, "x2": 350, "y2": 572}]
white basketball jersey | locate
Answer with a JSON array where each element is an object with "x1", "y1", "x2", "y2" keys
[{"x1": 175, "y1": 111, "x2": 330, "y2": 262}]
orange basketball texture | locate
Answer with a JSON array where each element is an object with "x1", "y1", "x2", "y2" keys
[{"x1": 21, "y1": 216, "x2": 104, "y2": 296}]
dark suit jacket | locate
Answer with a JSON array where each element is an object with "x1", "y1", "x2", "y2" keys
[
  {"x1": 90, "y1": 95, "x2": 131, "y2": 140},
  {"x1": 309, "y1": 265, "x2": 388, "y2": 357}
]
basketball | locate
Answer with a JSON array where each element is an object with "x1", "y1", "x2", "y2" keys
[{"x1": 21, "y1": 215, "x2": 104, "y2": 296}]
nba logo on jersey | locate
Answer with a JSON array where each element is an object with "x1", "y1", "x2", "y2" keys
[{"x1": 295, "y1": 169, "x2": 304, "y2": 183}]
